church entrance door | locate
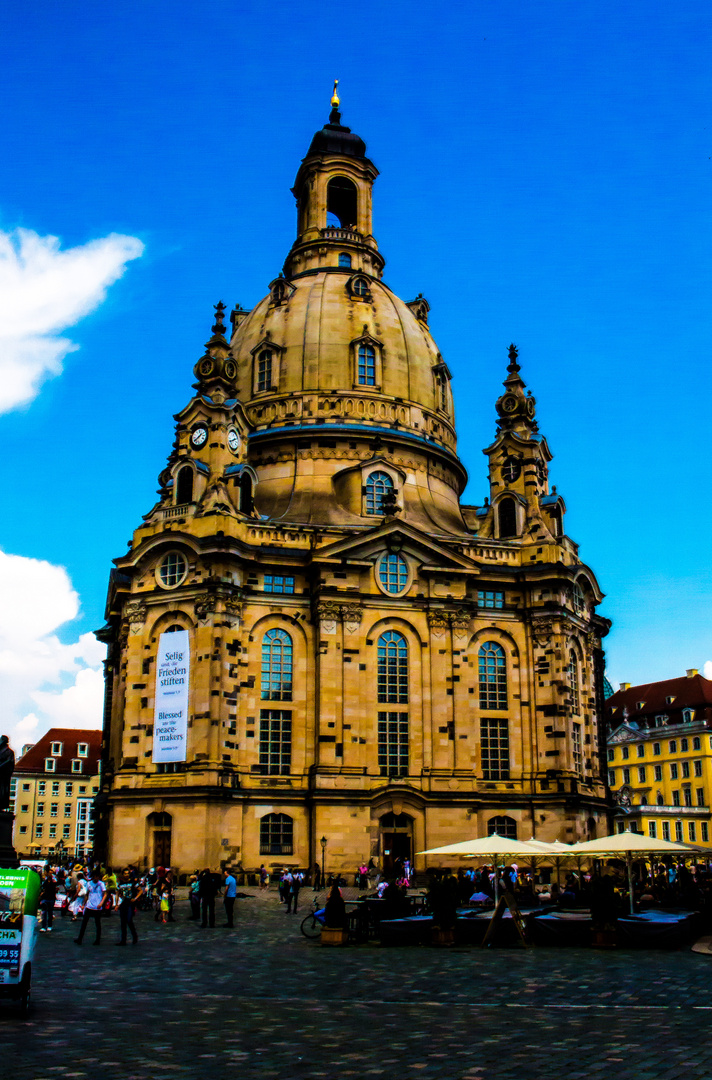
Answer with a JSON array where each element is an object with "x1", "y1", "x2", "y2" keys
[
  {"x1": 153, "y1": 830, "x2": 171, "y2": 868},
  {"x1": 379, "y1": 812, "x2": 413, "y2": 876}
]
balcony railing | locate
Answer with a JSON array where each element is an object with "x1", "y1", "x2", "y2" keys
[
  {"x1": 160, "y1": 503, "x2": 192, "y2": 519},
  {"x1": 621, "y1": 804, "x2": 709, "y2": 816},
  {"x1": 320, "y1": 226, "x2": 362, "y2": 242}
]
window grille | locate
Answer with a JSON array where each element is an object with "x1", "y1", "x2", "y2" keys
[
  {"x1": 479, "y1": 642, "x2": 507, "y2": 710},
  {"x1": 260, "y1": 813, "x2": 293, "y2": 855},
  {"x1": 377, "y1": 632, "x2": 408, "y2": 703},
  {"x1": 487, "y1": 815, "x2": 516, "y2": 839},
  {"x1": 365, "y1": 471, "x2": 392, "y2": 514},
  {"x1": 378, "y1": 554, "x2": 408, "y2": 594},
  {"x1": 257, "y1": 710, "x2": 292, "y2": 775},
  {"x1": 377, "y1": 712, "x2": 409, "y2": 777},
  {"x1": 257, "y1": 350, "x2": 272, "y2": 392},
  {"x1": 481, "y1": 716, "x2": 510, "y2": 780},
  {"x1": 261, "y1": 629, "x2": 293, "y2": 701}
]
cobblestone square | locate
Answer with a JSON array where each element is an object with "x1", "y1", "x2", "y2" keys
[{"x1": 4, "y1": 889, "x2": 712, "y2": 1080}]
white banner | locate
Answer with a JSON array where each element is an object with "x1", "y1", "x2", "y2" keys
[{"x1": 152, "y1": 629, "x2": 190, "y2": 763}]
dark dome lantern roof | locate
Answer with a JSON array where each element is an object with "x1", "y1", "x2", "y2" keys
[
  {"x1": 306, "y1": 85, "x2": 367, "y2": 160},
  {"x1": 307, "y1": 117, "x2": 367, "y2": 160}
]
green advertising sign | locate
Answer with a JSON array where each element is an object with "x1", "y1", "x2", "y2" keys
[{"x1": 0, "y1": 867, "x2": 41, "y2": 924}]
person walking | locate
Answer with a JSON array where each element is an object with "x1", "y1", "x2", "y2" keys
[
  {"x1": 312, "y1": 862, "x2": 322, "y2": 892},
  {"x1": 39, "y1": 869, "x2": 57, "y2": 933},
  {"x1": 74, "y1": 868, "x2": 106, "y2": 946},
  {"x1": 187, "y1": 874, "x2": 201, "y2": 920},
  {"x1": 116, "y1": 868, "x2": 143, "y2": 945},
  {"x1": 290, "y1": 870, "x2": 302, "y2": 914},
  {"x1": 223, "y1": 868, "x2": 237, "y2": 927},
  {"x1": 282, "y1": 870, "x2": 294, "y2": 912}
]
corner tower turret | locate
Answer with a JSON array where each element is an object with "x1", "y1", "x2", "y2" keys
[
  {"x1": 482, "y1": 345, "x2": 565, "y2": 543},
  {"x1": 284, "y1": 83, "x2": 383, "y2": 279}
]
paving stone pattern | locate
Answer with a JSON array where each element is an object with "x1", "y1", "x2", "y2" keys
[{"x1": 3, "y1": 887, "x2": 712, "y2": 1079}]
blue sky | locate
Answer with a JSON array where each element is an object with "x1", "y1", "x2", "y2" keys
[{"x1": 0, "y1": 1, "x2": 710, "y2": 746}]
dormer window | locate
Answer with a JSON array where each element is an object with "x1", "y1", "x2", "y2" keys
[
  {"x1": 358, "y1": 343, "x2": 376, "y2": 386},
  {"x1": 636, "y1": 701, "x2": 645, "y2": 710},
  {"x1": 77, "y1": 743, "x2": 88, "y2": 758},
  {"x1": 50, "y1": 742, "x2": 62, "y2": 756},
  {"x1": 257, "y1": 350, "x2": 272, "y2": 393},
  {"x1": 338, "y1": 253, "x2": 352, "y2": 268},
  {"x1": 71, "y1": 760, "x2": 83, "y2": 774},
  {"x1": 347, "y1": 275, "x2": 371, "y2": 301},
  {"x1": 45, "y1": 758, "x2": 55, "y2": 772},
  {"x1": 666, "y1": 695, "x2": 675, "y2": 705},
  {"x1": 365, "y1": 471, "x2": 394, "y2": 515},
  {"x1": 683, "y1": 708, "x2": 694, "y2": 723}
]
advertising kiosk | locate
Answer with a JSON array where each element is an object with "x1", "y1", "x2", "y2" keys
[{"x1": 0, "y1": 866, "x2": 40, "y2": 1014}]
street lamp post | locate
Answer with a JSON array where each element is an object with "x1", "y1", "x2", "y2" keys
[{"x1": 320, "y1": 835, "x2": 327, "y2": 888}]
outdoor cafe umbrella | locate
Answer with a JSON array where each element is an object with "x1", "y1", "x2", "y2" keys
[
  {"x1": 568, "y1": 830, "x2": 701, "y2": 913},
  {"x1": 524, "y1": 837, "x2": 576, "y2": 887},
  {"x1": 417, "y1": 834, "x2": 553, "y2": 903}
]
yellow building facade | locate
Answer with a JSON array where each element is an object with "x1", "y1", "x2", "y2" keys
[
  {"x1": 11, "y1": 729, "x2": 101, "y2": 861},
  {"x1": 97, "y1": 98, "x2": 612, "y2": 877},
  {"x1": 607, "y1": 672, "x2": 712, "y2": 848}
]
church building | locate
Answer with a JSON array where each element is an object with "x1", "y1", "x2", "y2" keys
[{"x1": 96, "y1": 91, "x2": 612, "y2": 876}]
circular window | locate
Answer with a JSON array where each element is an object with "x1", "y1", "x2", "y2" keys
[
  {"x1": 157, "y1": 552, "x2": 188, "y2": 589},
  {"x1": 377, "y1": 553, "x2": 409, "y2": 595}
]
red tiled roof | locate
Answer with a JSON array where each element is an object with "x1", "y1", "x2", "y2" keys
[
  {"x1": 606, "y1": 675, "x2": 712, "y2": 724},
  {"x1": 15, "y1": 728, "x2": 102, "y2": 776}
]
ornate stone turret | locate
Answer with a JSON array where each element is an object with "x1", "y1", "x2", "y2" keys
[
  {"x1": 192, "y1": 302, "x2": 238, "y2": 402},
  {"x1": 495, "y1": 344, "x2": 538, "y2": 437}
]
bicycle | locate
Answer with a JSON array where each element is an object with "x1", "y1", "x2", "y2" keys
[{"x1": 300, "y1": 898, "x2": 326, "y2": 939}]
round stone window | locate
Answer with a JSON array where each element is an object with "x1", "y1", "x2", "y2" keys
[
  {"x1": 156, "y1": 551, "x2": 188, "y2": 589},
  {"x1": 377, "y1": 552, "x2": 409, "y2": 595}
]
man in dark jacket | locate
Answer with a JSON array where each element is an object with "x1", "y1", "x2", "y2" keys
[{"x1": 199, "y1": 868, "x2": 217, "y2": 928}]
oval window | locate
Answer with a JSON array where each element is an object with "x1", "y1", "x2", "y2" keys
[
  {"x1": 157, "y1": 551, "x2": 188, "y2": 589},
  {"x1": 377, "y1": 553, "x2": 409, "y2": 595}
]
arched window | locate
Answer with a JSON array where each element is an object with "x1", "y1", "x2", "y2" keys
[
  {"x1": 550, "y1": 506, "x2": 562, "y2": 537},
  {"x1": 365, "y1": 471, "x2": 393, "y2": 515},
  {"x1": 165, "y1": 623, "x2": 185, "y2": 634},
  {"x1": 479, "y1": 642, "x2": 507, "y2": 710},
  {"x1": 339, "y1": 252, "x2": 352, "y2": 268},
  {"x1": 377, "y1": 631, "x2": 408, "y2": 703},
  {"x1": 656, "y1": 793, "x2": 664, "y2": 806},
  {"x1": 239, "y1": 473, "x2": 253, "y2": 514},
  {"x1": 157, "y1": 551, "x2": 188, "y2": 589},
  {"x1": 568, "y1": 650, "x2": 580, "y2": 713},
  {"x1": 261, "y1": 628, "x2": 293, "y2": 701},
  {"x1": 176, "y1": 465, "x2": 193, "y2": 505},
  {"x1": 358, "y1": 343, "x2": 376, "y2": 385},
  {"x1": 378, "y1": 553, "x2": 408, "y2": 594},
  {"x1": 572, "y1": 582, "x2": 585, "y2": 615},
  {"x1": 352, "y1": 277, "x2": 370, "y2": 297},
  {"x1": 256, "y1": 350, "x2": 272, "y2": 392},
  {"x1": 498, "y1": 497, "x2": 517, "y2": 538},
  {"x1": 260, "y1": 812, "x2": 293, "y2": 855},
  {"x1": 487, "y1": 815, "x2": 517, "y2": 839},
  {"x1": 326, "y1": 176, "x2": 357, "y2": 228}
]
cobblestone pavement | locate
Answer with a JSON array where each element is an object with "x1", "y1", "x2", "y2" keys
[{"x1": 4, "y1": 887, "x2": 712, "y2": 1079}]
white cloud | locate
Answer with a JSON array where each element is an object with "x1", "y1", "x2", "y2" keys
[
  {"x1": 0, "y1": 227, "x2": 144, "y2": 412},
  {"x1": 704, "y1": 661, "x2": 712, "y2": 681},
  {"x1": 0, "y1": 551, "x2": 105, "y2": 753}
]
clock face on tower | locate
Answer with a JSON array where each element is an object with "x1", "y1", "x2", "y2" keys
[
  {"x1": 227, "y1": 427, "x2": 240, "y2": 453},
  {"x1": 501, "y1": 394, "x2": 518, "y2": 413},
  {"x1": 191, "y1": 426, "x2": 208, "y2": 448},
  {"x1": 501, "y1": 457, "x2": 521, "y2": 483}
]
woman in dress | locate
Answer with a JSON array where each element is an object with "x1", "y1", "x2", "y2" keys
[{"x1": 69, "y1": 872, "x2": 87, "y2": 921}]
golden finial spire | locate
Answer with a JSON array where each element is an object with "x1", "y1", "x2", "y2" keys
[{"x1": 331, "y1": 79, "x2": 340, "y2": 108}]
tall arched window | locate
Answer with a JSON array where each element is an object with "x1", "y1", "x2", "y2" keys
[
  {"x1": 339, "y1": 252, "x2": 352, "y2": 268},
  {"x1": 261, "y1": 628, "x2": 293, "y2": 701},
  {"x1": 365, "y1": 471, "x2": 393, "y2": 515},
  {"x1": 260, "y1": 812, "x2": 293, "y2": 855},
  {"x1": 498, "y1": 497, "x2": 517, "y2": 538},
  {"x1": 358, "y1": 343, "x2": 376, "y2": 385},
  {"x1": 176, "y1": 465, "x2": 193, "y2": 505},
  {"x1": 572, "y1": 581, "x2": 585, "y2": 615},
  {"x1": 326, "y1": 176, "x2": 357, "y2": 227},
  {"x1": 487, "y1": 815, "x2": 517, "y2": 839},
  {"x1": 377, "y1": 631, "x2": 408, "y2": 703},
  {"x1": 568, "y1": 649, "x2": 580, "y2": 713},
  {"x1": 479, "y1": 642, "x2": 507, "y2": 710}
]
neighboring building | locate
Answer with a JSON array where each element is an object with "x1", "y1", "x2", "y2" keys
[
  {"x1": 11, "y1": 729, "x2": 102, "y2": 860},
  {"x1": 96, "y1": 95, "x2": 612, "y2": 877},
  {"x1": 606, "y1": 670, "x2": 712, "y2": 847}
]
